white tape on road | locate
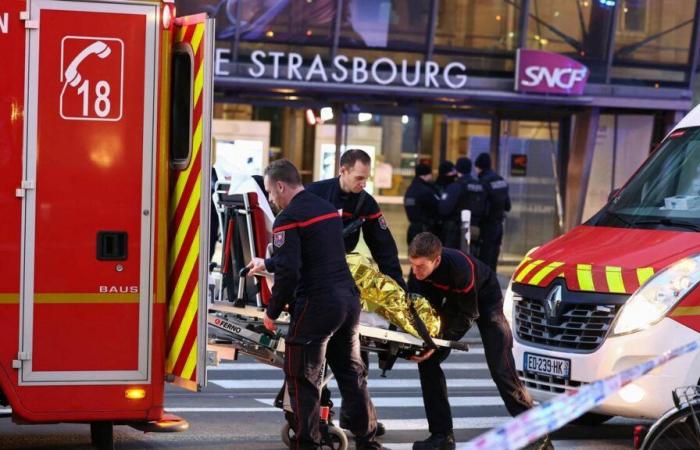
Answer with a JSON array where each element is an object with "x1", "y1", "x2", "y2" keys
[
  {"x1": 210, "y1": 378, "x2": 497, "y2": 390},
  {"x1": 459, "y1": 340, "x2": 700, "y2": 450},
  {"x1": 255, "y1": 396, "x2": 505, "y2": 408},
  {"x1": 208, "y1": 362, "x2": 488, "y2": 371},
  {"x1": 166, "y1": 407, "x2": 278, "y2": 413}
]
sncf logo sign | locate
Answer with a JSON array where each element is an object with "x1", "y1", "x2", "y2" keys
[{"x1": 515, "y1": 49, "x2": 589, "y2": 95}]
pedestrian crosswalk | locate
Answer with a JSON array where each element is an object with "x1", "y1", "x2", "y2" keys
[{"x1": 166, "y1": 347, "x2": 634, "y2": 449}]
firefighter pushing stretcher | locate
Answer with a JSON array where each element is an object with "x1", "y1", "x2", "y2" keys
[{"x1": 246, "y1": 160, "x2": 381, "y2": 450}]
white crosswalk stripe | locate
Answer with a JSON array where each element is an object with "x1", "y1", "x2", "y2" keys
[
  {"x1": 255, "y1": 396, "x2": 505, "y2": 407},
  {"x1": 208, "y1": 362, "x2": 489, "y2": 371},
  {"x1": 209, "y1": 378, "x2": 497, "y2": 389}
]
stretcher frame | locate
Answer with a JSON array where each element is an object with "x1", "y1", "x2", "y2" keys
[{"x1": 207, "y1": 189, "x2": 468, "y2": 375}]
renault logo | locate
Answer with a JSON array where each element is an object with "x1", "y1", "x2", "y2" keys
[{"x1": 545, "y1": 285, "x2": 563, "y2": 319}]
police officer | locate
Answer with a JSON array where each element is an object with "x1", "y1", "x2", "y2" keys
[
  {"x1": 438, "y1": 157, "x2": 487, "y2": 252},
  {"x1": 404, "y1": 163, "x2": 440, "y2": 245},
  {"x1": 435, "y1": 160, "x2": 458, "y2": 195},
  {"x1": 306, "y1": 149, "x2": 406, "y2": 290},
  {"x1": 474, "y1": 153, "x2": 511, "y2": 271},
  {"x1": 247, "y1": 159, "x2": 381, "y2": 450},
  {"x1": 407, "y1": 232, "x2": 553, "y2": 450}
]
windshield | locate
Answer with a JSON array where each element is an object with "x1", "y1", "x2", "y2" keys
[{"x1": 589, "y1": 127, "x2": 700, "y2": 231}]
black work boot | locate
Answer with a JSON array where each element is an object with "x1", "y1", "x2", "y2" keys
[
  {"x1": 412, "y1": 432, "x2": 456, "y2": 450},
  {"x1": 375, "y1": 421, "x2": 386, "y2": 437},
  {"x1": 522, "y1": 435, "x2": 554, "y2": 450}
]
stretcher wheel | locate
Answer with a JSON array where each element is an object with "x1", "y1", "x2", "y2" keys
[
  {"x1": 281, "y1": 422, "x2": 348, "y2": 450},
  {"x1": 90, "y1": 421, "x2": 114, "y2": 450}
]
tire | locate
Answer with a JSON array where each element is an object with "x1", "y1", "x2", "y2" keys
[
  {"x1": 570, "y1": 412, "x2": 614, "y2": 426},
  {"x1": 641, "y1": 405, "x2": 700, "y2": 450},
  {"x1": 281, "y1": 423, "x2": 348, "y2": 450},
  {"x1": 90, "y1": 422, "x2": 114, "y2": 450}
]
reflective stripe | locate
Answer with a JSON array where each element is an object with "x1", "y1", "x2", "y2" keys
[
  {"x1": 636, "y1": 267, "x2": 655, "y2": 286},
  {"x1": 605, "y1": 266, "x2": 626, "y2": 293},
  {"x1": 515, "y1": 260, "x2": 544, "y2": 282},
  {"x1": 34, "y1": 293, "x2": 139, "y2": 304},
  {"x1": 273, "y1": 212, "x2": 340, "y2": 232},
  {"x1": 671, "y1": 306, "x2": 700, "y2": 317},
  {"x1": 576, "y1": 264, "x2": 595, "y2": 291},
  {"x1": 0, "y1": 294, "x2": 19, "y2": 304},
  {"x1": 529, "y1": 261, "x2": 564, "y2": 285}
]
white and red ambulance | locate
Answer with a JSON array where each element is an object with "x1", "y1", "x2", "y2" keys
[
  {"x1": 0, "y1": 1, "x2": 213, "y2": 447},
  {"x1": 506, "y1": 105, "x2": 700, "y2": 423}
]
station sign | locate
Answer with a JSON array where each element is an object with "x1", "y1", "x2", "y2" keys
[{"x1": 515, "y1": 49, "x2": 589, "y2": 96}]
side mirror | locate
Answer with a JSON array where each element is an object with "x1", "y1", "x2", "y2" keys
[{"x1": 608, "y1": 188, "x2": 621, "y2": 202}]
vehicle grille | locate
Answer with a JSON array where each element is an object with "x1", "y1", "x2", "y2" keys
[
  {"x1": 517, "y1": 370, "x2": 584, "y2": 394},
  {"x1": 515, "y1": 297, "x2": 621, "y2": 352}
]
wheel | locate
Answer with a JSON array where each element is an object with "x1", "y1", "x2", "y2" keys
[
  {"x1": 281, "y1": 423, "x2": 348, "y2": 450},
  {"x1": 281, "y1": 422, "x2": 293, "y2": 448},
  {"x1": 321, "y1": 425, "x2": 348, "y2": 450},
  {"x1": 641, "y1": 405, "x2": 700, "y2": 450},
  {"x1": 570, "y1": 412, "x2": 614, "y2": 426},
  {"x1": 90, "y1": 422, "x2": 114, "y2": 450}
]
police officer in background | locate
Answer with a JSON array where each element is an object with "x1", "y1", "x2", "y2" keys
[
  {"x1": 247, "y1": 159, "x2": 381, "y2": 450},
  {"x1": 404, "y1": 163, "x2": 440, "y2": 245},
  {"x1": 437, "y1": 157, "x2": 487, "y2": 252},
  {"x1": 474, "y1": 153, "x2": 510, "y2": 271},
  {"x1": 435, "y1": 160, "x2": 458, "y2": 195},
  {"x1": 306, "y1": 149, "x2": 407, "y2": 290},
  {"x1": 407, "y1": 232, "x2": 552, "y2": 450}
]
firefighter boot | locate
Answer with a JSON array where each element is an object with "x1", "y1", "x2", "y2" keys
[
  {"x1": 522, "y1": 435, "x2": 555, "y2": 450},
  {"x1": 412, "y1": 432, "x2": 456, "y2": 450}
]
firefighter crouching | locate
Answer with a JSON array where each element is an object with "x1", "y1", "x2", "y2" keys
[
  {"x1": 404, "y1": 163, "x2": 441, "y2": 245},
  {"x1": 247, "y1": 159, "x2": 381, "y2": 450},
  {"x1": 407, "y1": 232, "x2": 553, "y2": 450},
  {"x1": 438, "y1": 157, "x2": 486, "y2": 253},
  {"x1": 474, "y1": 152, "x2": 511, "y2": 271}
]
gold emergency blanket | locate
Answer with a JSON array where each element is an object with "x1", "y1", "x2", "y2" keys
[{"x1": 346, "y1": 253, "x2": 441, "y2": 339}]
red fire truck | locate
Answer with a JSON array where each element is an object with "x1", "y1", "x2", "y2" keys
[{"x1": 0, "y1": 1, "x2": 213, "y2": 447}]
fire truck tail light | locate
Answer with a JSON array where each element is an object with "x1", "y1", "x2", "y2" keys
[
  {"x1": 162, "y1": 4, "x2": 175, "y2": 30},
  {"x1": 125, "y1": 388, "x2": 146, "y2": 400}
]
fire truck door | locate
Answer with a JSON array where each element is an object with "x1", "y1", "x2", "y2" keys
[
  {"x1": 18, "y1": 1, "x2": 159, "y2": 383},
  {"x1": 165, "y1": 15, "x2": 214, "y2": 392}
]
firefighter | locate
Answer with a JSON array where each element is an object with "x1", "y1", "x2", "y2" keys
[
  {"x1": 307, "y1": 149, "x2": 404, "y2": 436},
  {"x1": 407, "y1": 232, "x2": 553, "y2": 450},
  {"x1": 437, "y1": 157, "x2": 487, "y2": 252},
  {"x1": 474, "y1": 153, "x2": 511, "y2": 272},
  {"x1": 404, "y1": 163, "x2": 440, "y2": 245},
  {"x1": 247, "y1": 159, "x2": 381, "y2": 450}
]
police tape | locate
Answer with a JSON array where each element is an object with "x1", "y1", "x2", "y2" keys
[{"x1": 458, "y1": 340, "x2": 700, "y2": 450}]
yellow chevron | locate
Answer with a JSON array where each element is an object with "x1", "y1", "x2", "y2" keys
[
  {"x1": 166, "y1": 282, "x2": 198, "y2": 372},
  {"x1": 605, "y1": 266, "x2": 626, "y2": 293},
  {"x1": 671, "y1": 306, "x2": 700, "y2": 317},
  {"x1": 176, "y1": 25, "x2": 187, "y2": 42},
  {"x1": 514, "y1": 256, "x2": 532, "y2": 274},
  {"x1": 0, "y1": 293, "x2": 19, "y2": 304},
  {"x1": 193, "y1": 59, "x2": 204, "y2": 107},
  {"x1": 34, "y1": 293, "x2": 139, "y2": 303},
  {"x1": 191, "y1": 23, "x2": 204, "y2": 55},
  {"x1": 637, "y1": 267, "x2": 655, "y2": 286},
  {"x1": 529, "y1": 261, "x2": 565, "y2": 285},
  {"x1": 514, "y1": 260, "x2": 544, "y2": 283},
  {"x1": 181, "y1": 336, "x2": 199, "y2": 380},
  {"x1": 169, "y1": 178, "x2": 201, "y2": 274},
  {"x1": 576, "y1": 264, "x2": 595, "y2": 291},
  {"x1": 170, "y1": 135, "x2": 202, "y2": 219},
  {"x1": 192, "y1": 119, "x2": 203, "y2": 167},
  {"x1": 168, "y1": 229, "x2": 200, "y2": 323}
]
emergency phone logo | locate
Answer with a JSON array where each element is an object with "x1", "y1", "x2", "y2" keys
[{"x1": 60, "y1": 36, "x2": 124, "y2": 121}]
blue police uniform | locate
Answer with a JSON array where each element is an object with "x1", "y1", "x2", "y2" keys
[
  {"x1": 264, "y1": 190, "x2": 379, "y2": 449},
  {"x1": 477, "y1": 168, "x2": 511, "y2": 271},
  {"x1": 404, "y1": 176, "x2": 441, "y2": 245},
  {"x1": 438, "y1": 174, "x2": 487, "y2": 251},
  {"x1": 408, "y1": 248, "x2": 533, "y2": 440},
  {"x1": 306, "y1": 178, "x2": 407, "y2": 290}
]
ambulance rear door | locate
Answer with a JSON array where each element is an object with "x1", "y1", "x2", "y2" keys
[
  {"x1": 165, "y1": 14, "x2": 214, "y2": 392},
  {"x1": 18, "y1": 1, "x2": 159, "y2": 384}
]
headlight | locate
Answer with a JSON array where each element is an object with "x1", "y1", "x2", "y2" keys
[
  {"x1": 612, "y1": 254, "x2": 700, "y2": 336},
  {"x1": 503, "y1": 280, "x2": 517, "y2": 328}
]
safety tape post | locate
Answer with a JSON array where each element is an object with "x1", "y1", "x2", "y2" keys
[{"x1": 457, "y1": 340, "x2": 700, "y2": 450}]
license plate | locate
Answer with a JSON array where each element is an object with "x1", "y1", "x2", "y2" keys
[{"x1": 524, "y1": 352, "x2": 571, "y2": 379}]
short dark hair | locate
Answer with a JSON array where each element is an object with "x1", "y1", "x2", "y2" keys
[
  {"x1": 340, "y1": 149, "x2": 371, "y2": 169},
  {"x1": 264, "y1": 159, "x2": 301, "y2": 186},
  {"x1": 408, "y1": 232, "x2": 442, "y2": 259}
]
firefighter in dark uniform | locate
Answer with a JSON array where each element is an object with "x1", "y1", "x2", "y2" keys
[
  {"x1": 247, "y1": 159, "x2": 381, "y2": 450},
  {"x1": 306, "y1": 148, "x2": 406, "y2": 290},
  {"x1": 307, "y1": 149, "x2": 404, "y2": 436},
  {"x1": 404, "y1": 163, "x2": 440, "y2": 245},
  {"x1": 406, "y1": 232, "x2": 553, "y2": 450},
  {"x1": 474, "y1": 153, "x2": 511, "y2": 272},
  {"x1": 437, "y1": 157, "x2": 486, "y2": 252}
]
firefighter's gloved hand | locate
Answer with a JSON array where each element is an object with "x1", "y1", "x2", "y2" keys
[
  {"x1": 246, "y1": 257, "x2": 267, "y2": 276},
  {"x1": 263, "y1": 311, "x2": 277, "y2": 332},
  {"x1": 409, "y1": 347, "x2": 435, "y2": 363}
]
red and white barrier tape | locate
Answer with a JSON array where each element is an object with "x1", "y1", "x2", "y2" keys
[{"x1": 458, "y1": 340, "x2": 700, "y2": 450}]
